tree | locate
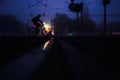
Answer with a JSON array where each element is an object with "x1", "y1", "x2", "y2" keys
[
  {"x1": 108, "y1": 22, "x2": 120, "y2": 32},
  {"x1": 51, "y1": 13, "x2": 72, "y2": 35},
  {"x1": 0, "y1": 15, "x2": 27, "y2": 36},
  {"x1": 77, "y1": 3, "x2": 97, "y2": 33},
  {"x1": 78, "y1": 15, "x2": 97, "y2": 33},
  {"x1": 52, "y1": 12, "x2": 97, "y2": 35}
]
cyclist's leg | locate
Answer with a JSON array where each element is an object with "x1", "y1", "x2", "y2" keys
[{"x1": 35, "y1": 23, "x2": 41, "y2": 35}]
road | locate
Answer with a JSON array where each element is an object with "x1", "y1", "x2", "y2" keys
[{"x1": 0, "y1": 36, "x2": 119, "y2": 80}]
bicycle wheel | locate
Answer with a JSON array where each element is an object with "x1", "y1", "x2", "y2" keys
[{"x1": 40, "y1": 27, "x2": 52, "y2": 36}]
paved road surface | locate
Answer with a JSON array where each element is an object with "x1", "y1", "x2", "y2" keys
[{"x1": 0, "y1": 37, "x2": 115, "y2": 80}]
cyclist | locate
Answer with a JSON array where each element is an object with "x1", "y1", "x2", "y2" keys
[{"x1": 31, "y1": 14, "x2": 43, "y2": 34}]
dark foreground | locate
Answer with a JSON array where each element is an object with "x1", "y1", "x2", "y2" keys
[{"x1": 0, "y1": 36, "x2": 120, "y2": 80}]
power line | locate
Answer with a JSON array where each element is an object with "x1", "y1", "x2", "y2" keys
[
  {"x1": 36, "y1": 0, "x2": 69, "y2": 12},
  {"x1": 27, "y1": 0, "x2": 37, "y2": 17}
]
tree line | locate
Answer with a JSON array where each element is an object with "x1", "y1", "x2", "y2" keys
[
  {"x1": 0, "y1": 14, "x2": 120, "y2": 36},
  {"x1": 51, "y1": 13, "x2": 120, "y2": 35}
]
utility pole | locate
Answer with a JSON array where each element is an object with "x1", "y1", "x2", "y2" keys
[
  {"x1": 104, "y1": 5, "x2": 107, "y2": 35},
  {"x1": 69, "y1": 0, "x2": 83, "y2": 28},
  {"x1": 103, "y1": 0, "x2": 110, "y2": 35},
  {"x1": 80, "y1": 2, "x2": 83, "y2": 30},
  {"x1": 76, "y1": 12, "x2": 79, "y2": 24},
  {"x1": 74, "y1": 3, "x2": 82, "y2": 25}
]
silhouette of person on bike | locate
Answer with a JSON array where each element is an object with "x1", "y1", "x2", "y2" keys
[{"x1": 31, "y1": 14, "x2": 43, "y2": 34}]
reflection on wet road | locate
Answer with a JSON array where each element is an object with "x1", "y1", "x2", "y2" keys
[{"x1": 42, "y1": 40, "x2": 51, "y2": 50}]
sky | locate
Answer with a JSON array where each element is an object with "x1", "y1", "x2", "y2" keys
[{"x1": 0, "y1": 0, "x2": 120, "y2": 25}]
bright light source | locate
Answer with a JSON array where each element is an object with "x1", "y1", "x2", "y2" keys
[
  {"x1": 43, "y1": 22, "x2": 46, "y2": 25},
  {"x1": 43, "y1": 23, "x2": 52, "y2": 35},
  {"x1": 44, "y1": 23, "x2": 51, "y2": 29},
  {"x1": 52, "y1": 30, "x2": 54, "y2": 35}
]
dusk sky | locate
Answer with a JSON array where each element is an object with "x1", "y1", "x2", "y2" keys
[{"x1": 0, "y1": 0, "x2": 120, "y2": 25}]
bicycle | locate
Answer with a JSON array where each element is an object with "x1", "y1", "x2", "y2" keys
[{"x1": 28, "y1": 23, "x2": 52, "y2": 36}]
